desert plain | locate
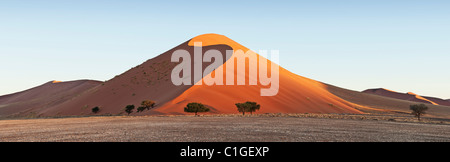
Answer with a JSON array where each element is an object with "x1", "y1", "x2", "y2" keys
[{"x1": 1, "y1": 114, "x2": 448, "y2": 142}]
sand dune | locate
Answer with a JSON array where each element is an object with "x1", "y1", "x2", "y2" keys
[
  {"x1": 422, "y1": 97, "x2": 450, "y2": 107},
  {"x1": 156, "y1": 34, "x2": 362, "y2": 114},
  {"x1": 363, "y1": 88, "x2": 450, "y2": 106},
  {"x1": 36, "y1": 34, "x2": 362, "y2": 116},
  {"x1": 0, "y1": 80, "x2": 101, "y2": 117},
  {"x1": 327, "y1": 85, "x2": 450, "y2": 118},
  {"x1": 39, "y1": 40, "x2": 232, "y2": 116}
]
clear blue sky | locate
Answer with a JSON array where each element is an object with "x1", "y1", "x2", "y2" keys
[{"x1": 1, "y1": 0, "x2": 449, "y2": 99}]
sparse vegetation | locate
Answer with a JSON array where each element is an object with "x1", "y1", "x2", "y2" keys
[
  {"x1": 137, "y1": 106, "x2": 146, "y2": 113},
  {"x1": 137, "y1": 100, "x2": 156, "y2": 113},
  {"x1": 141, "y1": 100, "x2": 156, "y2": 110},
  {"x1": 410, "y1": 104, "x2": 428, "y2": 121},
  {"x1": 125, "y1": 105, "x2": 135, "y2": 115},
  {"x1": 235, "y1": 101, "x2": 261, "y2": 115},
  {"x1": 91, "y1": 107, "x2": 100, "y2": 114},
  {"x1": 184, "y1": 102, "x2": 210, "y2": 116}
]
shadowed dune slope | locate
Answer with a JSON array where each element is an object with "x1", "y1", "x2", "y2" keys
[
  {"x1": 39, "y1": 40, "x2": 232, "y2": 116},
  {"x1": 0, "y1": 80, "x2": 101, "y2": 117}
]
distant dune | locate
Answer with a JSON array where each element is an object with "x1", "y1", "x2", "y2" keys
[
  {"x1": 0, "y1": 80, "x2": 101, "y2": 117},
  {"x1": 327, "y1": 85, "x2": 450, "y2": 118},
  {"x1": 363, "y1": 88, "x2": 450, "y2": 107}
]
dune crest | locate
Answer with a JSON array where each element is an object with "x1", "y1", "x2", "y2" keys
[
  {"x1": 189, "y1": 33, "x2": 250, "y2": 52},
  {"x1": 407, "y1": 92, "x2": 438, "y2": 105}
]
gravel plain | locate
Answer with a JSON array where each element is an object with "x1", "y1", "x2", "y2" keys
[{"x1": 0, "y1": 115, "x2": 449, "y2": 142}]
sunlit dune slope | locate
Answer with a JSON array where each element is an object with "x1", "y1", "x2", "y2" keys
[{"x1": 156, "y1": 34, "x2": 362, "y2": 114}]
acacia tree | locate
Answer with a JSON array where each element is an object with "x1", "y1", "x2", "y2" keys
[
  {"x1": 235, "y1": 103, "x2": 248, "y2": 115},
  {"x1": 410, "y1": 104, "x2": 428, "y2": 121},
  {"x1": 137, "y1": 100, "x2": 156, "y2": 113},
  {"x1": 125, "y1": 105, "x2": 135, "y2": 115},
  {"x1": 141, "y1": 100, "x2": 156, "y2": 110},
  {"x1": 235, "y1": 101, "x2": 261, "y2": 115},
  {"x1": 91, "y1": 107, "x2": 100, "y2": 114},
  {"x1": 184, "y1": 102, "x2": 210, "y2": 116},
  {"x1": 137, "y1": 106, "x2": 146, "y2": 113}
]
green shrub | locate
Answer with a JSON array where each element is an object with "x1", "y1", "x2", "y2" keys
[
  {"x1": 141, "y1": 100, "x2": 156, "y2": 110},
  {"x1": 235, "y1": 101, "x2": 260, "y2": 115},
  {"x1": 137, "y1": 106, "x2": 146, "y2": 113},
  {"x1": 91, "y1": 107, "x2": 100, "y2": 114},
  {"x1": 184, "y1": 102, "x2": 210, "y2": 116},
  {"x1": 125, "y1": 105, "x2": 135, "y2": 115}
]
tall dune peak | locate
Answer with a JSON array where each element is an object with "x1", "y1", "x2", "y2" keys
[
  {"x1": 188, "y1": 33, "x2": 249, "y2": 51},
  {"x1": 52, "y1": 80, "x2": 62, "y2": 84}
]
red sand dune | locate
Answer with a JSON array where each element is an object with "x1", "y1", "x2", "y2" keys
[
  {"x1": 422, "y1": 97, "x2": 450, "y2": 107},
  {"x1": 0, "y1": 80, "x2": 101, "y2": 117},
  {"x1": 37, "y1": 34, "x2": 362, "y2": 116},
  {"x1": 156, "y1": 34, "x2": 362, "y2": 114},
  {"x1": 362, "y1": 88, "x2": 450, "y2": 106},
  {"x1": 38, "y1": 40, "x2": 233, "y2": 116}
]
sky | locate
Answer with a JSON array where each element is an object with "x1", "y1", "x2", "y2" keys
[{"x1": 0, "y1": 0, "x2": 449, "y2": 99}]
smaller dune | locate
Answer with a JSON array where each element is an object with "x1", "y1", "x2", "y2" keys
[
  {"x1": 0, "y1": 80, "x2": 102, "y2": 117},
  {"x1": 363, "y1": 88, "x2": 444, "y2": 106}
]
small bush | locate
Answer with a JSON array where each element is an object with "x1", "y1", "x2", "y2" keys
[
  {"x1": 410, "y1": 104, "x2": 428, "y2": 121},
  {"x1": 91, "y1": 107, "x2": 100, "y2": 114},
  {"x1": 137, "y1": 100, "x2": 156, "y2": 113},
  {"x1": 141, "y1": 100, "x2": 156, "y2": 110},
  {"x1": 184, "y1": 102, "x2": 210, "y2": 116},
  {"x1": 125, "y1": 105, "x2": 135, "y2": 115},
  {"x1": 137, "y1": 106, "x2": 146, "y2": 113},
  {"x1": 235, "y1": 101, "x2": 261, "y2": 115}
]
